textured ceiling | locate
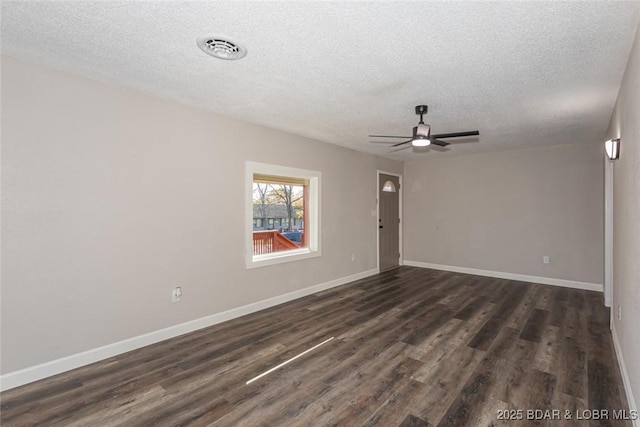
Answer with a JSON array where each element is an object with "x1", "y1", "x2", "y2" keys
[{"x1": 2, "y1": 1, "x2": 640, "y2": 160}]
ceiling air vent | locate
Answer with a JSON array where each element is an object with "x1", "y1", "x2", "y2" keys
[{"x1": 197, "y1": 36, "x2": 247, "y2": 60}]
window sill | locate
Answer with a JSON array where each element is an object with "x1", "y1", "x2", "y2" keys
[{"x1": 246, "y1": 248, "x2": 321, "y2": 269}]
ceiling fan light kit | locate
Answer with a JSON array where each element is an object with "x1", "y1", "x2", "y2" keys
[
  {"x1": 369, "y1": 105, "x2": 479, "y2": 153},
  {"x1": 412, "y1": 123, "x2": 431, "y2": 147},
  {"x1": 411, "y1": 135, "x2": 430, "y2": 147}
]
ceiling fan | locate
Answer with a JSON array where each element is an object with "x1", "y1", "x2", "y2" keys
[{"x1": 369, "y1": 105, "x2": 479, "y2": 151}]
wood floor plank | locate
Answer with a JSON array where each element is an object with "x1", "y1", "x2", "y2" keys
[
  {"x1": 560, "y1": 335, "x2": 589, "y2": 399},
  {"x1": 534, "y1": 285, "x2": 556, "y2": 311},
  {"x1": 362, "y1": 379, "x2": 428, "y2": 426},
  {"x1": 491, "y1": 337, "x2": 539, "y2": 405},
  {"x1": 549, "y1": 294, "x2": 569, "y2": 328},
  {"x1": 398, "y1": 413, "x2": 430, "y2": 426},
  {"x1": 435, "y1": 368, "x2": 492, "y2": 427},
  {"x1": 531, "y1": 324, "x2": 562, "y2": 374},
  {"x1": 433, "y1": 324, "x2": 545, "y2": 426},
  {"x1": 555, "y1": 392, "x2": 589, "y2": 427},
  {"x1": 454, "y1": 295, "x2": 488, "y2": 321},
  {"x1": 587, "y1": 359, "x2": 628, "y2": 427},
  {"x1": 410, "y1": 345, "x2": 485, "y2": 425},
  {"x1": 467, "y1": 283, "x2": 529, "y2": 350},
  {"x1": 1, "y1": 267, "x2": 631, "y2": 426},
  {"x1": 331, "y1": 357, "x2": 423, "y2": 426},
  {"x1": 510, "y1": 368, "x2": 557, "y2": 427},
  {"x1": 519, "y1": 308, "x2": 550, "y2": 343},
  {"x1": 401, "y1": 304, "x2": 454, "y2": 346},
  {"x1": 504, "y1": 285, "x2": 539, "y2": 331}
]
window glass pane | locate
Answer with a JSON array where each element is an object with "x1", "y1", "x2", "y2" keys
[
  {"x1": 253, "y1": 177, "x2": 306, "y2": 255},
  {"x1": 382, "y1": 180, "x2": 397, "y2": 192}
]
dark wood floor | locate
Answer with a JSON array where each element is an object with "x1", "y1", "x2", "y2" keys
[{"x1": 1, "y1": 267, "x2": 630, "y2": 426}]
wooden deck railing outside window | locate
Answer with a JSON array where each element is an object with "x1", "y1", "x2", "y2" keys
[{"x1": 253, "y1": 230, "x2": 300, "y2": 255}]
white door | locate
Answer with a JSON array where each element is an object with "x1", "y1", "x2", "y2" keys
[{"x1": 379, "y1": 173, "x2": 400, "y2": 271}]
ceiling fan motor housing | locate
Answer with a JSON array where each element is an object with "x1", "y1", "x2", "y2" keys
[
  {"x1": 416, "y1": 123, "x2": 430, "y2": 137},
  {"x1": 412, "y1": 125, "x2": 431, "y2": 147}
]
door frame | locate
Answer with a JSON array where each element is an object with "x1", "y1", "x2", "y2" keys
[{"x1": 377, "y1": 170, "x2": 403, "y2": 273}]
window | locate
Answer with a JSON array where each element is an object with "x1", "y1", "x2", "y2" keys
[
  {"x1": 382, "y1": 180, "x2": 397, "y2": 192},
  {"x1": 246, "y1": 162, "x2": 321, "y2": 268}
]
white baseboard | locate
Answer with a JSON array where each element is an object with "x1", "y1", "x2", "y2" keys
[
  {"x1": 403, "y1": 260, "x2": 603, "y2": 292},
  {"x1": 611, "y1": 323, "x2": 639, "y2": 427},
  {"x1": 0, "y1": 268, "x2": 378, "y2": 392}
]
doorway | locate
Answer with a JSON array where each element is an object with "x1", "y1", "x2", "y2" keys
[{"x1": 378, "y1": 172, "x2": 401, "y2": 272}]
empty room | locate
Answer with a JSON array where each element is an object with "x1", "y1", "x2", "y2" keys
[{"x1": 2, "y1": 2, "x2": 640, "y2": 426}]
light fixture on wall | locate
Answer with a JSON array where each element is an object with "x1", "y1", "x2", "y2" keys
[{"x1": 605, "y1": 138, "x2": 620, "y2": 160}]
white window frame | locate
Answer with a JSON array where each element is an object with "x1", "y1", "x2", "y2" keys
[{"x1": 246, "y1": 161, "x2": 321, "y2": 269}]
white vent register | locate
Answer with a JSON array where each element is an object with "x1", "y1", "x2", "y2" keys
[{"x1": 197, "y1": 36, "x2": 247, "y2": 60}]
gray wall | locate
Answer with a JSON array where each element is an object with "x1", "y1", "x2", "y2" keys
[
  {"x1": 607, "y1": 22, "x2": 640, "y2": 415},
  {"x1": 403, "y1": 142, "x2": 604, "y2": 284},
  {"x1": 0, "y1": 56, "x2": 402, "y2": 374}
]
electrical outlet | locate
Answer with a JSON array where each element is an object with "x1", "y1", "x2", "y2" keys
[
  {"x1": 618, "y1": 305, "x2": 622, "y2": 320},
  {"x1": 543, "y1": 256, "x2": 550, "y2": 264},
  {"x1": 172, "y1": 286, "x2": 182, "y2": 303}
]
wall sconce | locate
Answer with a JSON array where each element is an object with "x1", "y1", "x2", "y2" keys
[{"x1": 605, "y1": 138, "x2": 620, "y2": 160}]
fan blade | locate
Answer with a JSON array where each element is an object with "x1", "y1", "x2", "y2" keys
[
  {"x1": 369, "y1": 140, "x2": 400, "y2": 144},
  {"x1": 431, "y1": 130, "x2": 479, "y2": 139},
  {"x1": 430, "y1": 139, "x2": 450, "y2": 147},
  {"x1": 368, "y1": 134, "x2": 412, "y2": 138},
  {"x1": 429, "y1": 144, "x2": 449, "y2": 152},
  {"x1": 391, "y1": 139, "x2": 412, "y2": 147},
  {"x1": 390, "y1": 145, "x2": 412, "y2": 153}
]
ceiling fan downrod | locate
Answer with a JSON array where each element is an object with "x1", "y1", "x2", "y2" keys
[{"x1": 415, "y1": 105, "x2": 428, "y2": 124}]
